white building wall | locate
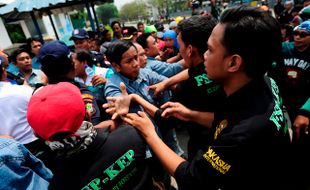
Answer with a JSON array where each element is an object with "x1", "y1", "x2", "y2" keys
[
  {"x1": 19, "y1": 20, "x2": 31, "y2": 38},
  {"x1": 0, "y1": 18, "x2": 12, "y2": 49},
  {"x1": 42, "y1": 15, "x2": 55, "y2": 37}
]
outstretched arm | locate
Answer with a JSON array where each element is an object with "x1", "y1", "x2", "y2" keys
[
  {"x1": 148, "y1": 69, "x2": 189, "y2": 97},
  {"x1": 103, "y1": 82, "x2": 159, "y2": 119},
  {"x1": 161, "y1": 102, "x2": 214, "y2": 128},
  {"x1": 122, "y1": 112, "x2": 186, "y2": 175}
]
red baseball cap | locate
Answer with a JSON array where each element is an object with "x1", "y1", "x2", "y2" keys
[{"x1": 27, "y1": 82, "x2": 85, "y2": 141}]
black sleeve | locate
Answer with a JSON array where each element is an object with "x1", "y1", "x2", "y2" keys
[
  {"x1": 174, "y1": 116, "x2": 289, "y2": 189},
  {"x1": 153, "y1": 109, "x2": 181, "y2": 131}
]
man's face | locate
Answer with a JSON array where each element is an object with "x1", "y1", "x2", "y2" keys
[
  {"x1": 72, "y1": 53, "x2": 85, "y2": 78},
  {"x1": 204, "y1": 24, "x2": 231, "y2": 83},
  {"x1": 74, "y1": 39, "x2": 90, "y2": 50},
  {"x1": 89, "y1": 40, "x2": 100, "y2": 52},
  {"x1": 135, "y1": 43, "x2": 147, "y2": 68},
  {"x1": 105, "y1": 32, "x2": 112, "y2": 42},
  {"x1": 138, "y1": 24, "x2": 144, "y2": 33},
  {"x1": 115, "y1": 46, "x2": 140, "y2": 80},
  {"x1": 177, "y1": 33, "x2": 193, "y2": 67},
  {"x1": 113, "y1": 24, "x2": 122, "y2": 36},
  {"x1": 146, "y1": 35, "x2": 159, "y2": 57},
  {"x1": 293, "y1": 29, "x2": 310, "y2": 50},
  {"x1": 31, "y1": 41, "x2": 42, "y2": 56},
  {"x1": 165, "y1": 37, "x2": 174, "y2": 48},
  {"x1": 15, "y1": 52, "x2": 32, "y2": 72}
]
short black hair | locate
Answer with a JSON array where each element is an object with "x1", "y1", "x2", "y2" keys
[
  {"x1": 75, "y1": 49, "x2": 95, "y2": 67},
  {"x1": 40, "y1": 54, "x2": 73, "y2": 81},
  {"x1": 111, "y1": 21, "x2": 121, "y2": 28},
  {"x1": 10, "y1": 48, "x2": 29, "y2": 63},
  {"x1": 137, "y1": 22, "x2": 144, "y2": 27},
  {"x1": 177, "y1": 15, "x2": 217, "y2": 57},
  {"x1": 26, "y1": 37, "x2": 43, "y2": 57},
  {"x1": 106, "y1": 41, "x2": 136, "y2": 65},
  {"x1": 220, "y1": 5, "x2": 282, "y2": 79},
  {"x1": 136, "y1": 33, "x2": 152, "y2": 49}
]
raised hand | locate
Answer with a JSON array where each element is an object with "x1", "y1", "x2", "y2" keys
[
  {"x1": 161, "y1": 101, "x2": 191, "y2": 121},
  {"x1": 91, "y1": 75, "x2": 107, "y2": 86},
  {"x1": 148, "y1": 80, "x2": 167, "y2": 97},
  {"x1": 293, "y1": 115, "x2": 309, "y2": 140},
  {"x1": 103, "y1": 82, "x2": 131, "y2": 120},
  {"x1": 122, "y1": 111, "x2": 156, "y2": 138}
]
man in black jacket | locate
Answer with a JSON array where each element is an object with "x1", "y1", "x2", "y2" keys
[
  {"x1": 122, "y1": 6, "x2": 292, "y2": 190},
  {"x1": 27, "y1": 82, "x2": 153, "y2": 190}
]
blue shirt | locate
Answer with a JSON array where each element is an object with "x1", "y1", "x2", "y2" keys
[
  {"x1": 146, "y1": 57, "x2": 183, "y2": 77},
  {"x1": 16, "y1": 69, "x2": 45, "y2": 88},
  {"x1": 6, "y1": 62, "x2": 19, "y2": 74},
  {"x1": 0, "y1": 138, "x2": 52, "y2": 190},
  {"x1": 105, "y1": 68, "x2": 171, "y2": 111},
  {"x1": 31, "y1": 56, "x2": 41, "y2": 70}
]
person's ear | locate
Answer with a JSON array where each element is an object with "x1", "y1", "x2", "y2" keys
[
  {"x1": 187, "y1": 44, "x2": 193, "y2": 57},
  {"x1": 227, "y1": 55, "x2": 242, "y2": 72},
  {"x1": 112, "y1": 62, "x2": 121, "y2": 72},
  {"x1": 144, "y1": 47, "x2": 150, "y2": 55}
]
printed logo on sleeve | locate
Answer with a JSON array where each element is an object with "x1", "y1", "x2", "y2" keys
[
  {"x1": 82, "y1": 94, "x2": 97, "y2": 116},
  {"x1": 203, "y1": 147, "x2": 231, "y2": 174},
  {"x1": 214, "y1": 119, "x2": 228, "y2": 140}
]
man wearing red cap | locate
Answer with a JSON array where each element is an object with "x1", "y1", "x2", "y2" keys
[{"x1": 27, "y1": 82, "x2": 153, "y2": 189}]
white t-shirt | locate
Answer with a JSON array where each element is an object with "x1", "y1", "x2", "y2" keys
[{"x1": 0, "y1": 82, "x2": 37, "y2": 144}]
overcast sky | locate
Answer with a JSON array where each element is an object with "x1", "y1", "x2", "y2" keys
[{"x1": 114, "y1": 0, "x2": 134, "y2": 10}]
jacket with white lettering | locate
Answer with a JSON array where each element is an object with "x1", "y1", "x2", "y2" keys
[
  {"x1": 268, "y1": 41, "x2": 310, "y2": 120},
  {"x1": 49, "y1": 125, "x2": 153, "y2": 190},
  {"x1": 174, "y1": 76, "x2": 292, "y2": 190}
]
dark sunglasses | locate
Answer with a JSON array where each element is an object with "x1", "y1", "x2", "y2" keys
[{"x1": 292, "y1": 31, "x2": 310, "y2": 38}]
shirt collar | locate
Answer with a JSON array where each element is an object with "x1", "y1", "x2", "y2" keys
[
  {"x1": 147, "y1": 57, "x2": 156, "y2": 60},
  {"x1": 17, "y1": 69, "x2": 36, "y2": 78},
  {"x1": 115, "y1": 71, "x2": 146, "y2": 84}
]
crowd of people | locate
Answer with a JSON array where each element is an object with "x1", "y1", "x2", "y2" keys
[{"x1": 0, "y1": 3, "x2": 309, "y2": 190}]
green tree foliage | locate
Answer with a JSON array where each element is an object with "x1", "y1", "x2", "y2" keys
[
  {"x1": 119, "y1": 1, "x2": 148, "y2": 21},
  {"x1": 147, "y1": 0, "x2": 165, "y2": 8},
  {"x1": 96, "y1": 3, "x2": 119, "y2": 24},
  {"x1": 147, "y1": 0, "x2": 166, "y2": 15},
  {"x1": 5, "y1": 24, "x2": 26, "y2": 43}
]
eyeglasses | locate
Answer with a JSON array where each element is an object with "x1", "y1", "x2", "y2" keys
[{"x1": 292, "y1": 31, "x2": 310, "y2": 38}]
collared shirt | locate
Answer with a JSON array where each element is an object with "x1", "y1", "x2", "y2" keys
[
  {"x1": 105, "y1": 68, "x2": 169, "y2": 106},
  {"x1": 16, "y1": 69, "x2": 45, "y2": 88},
  {"x1": 105, "y1": 69, "x2": 183, "y2": 157},
  {"x1": 0, "y1": 138, "x2": 52, "y2": 190},
  {"x1": 6, "y1": 62, "x2": 19, "y2": 74},
  {"x1": 146, "y1": 57, "x2": 183, "y2": 77},
  {"x1": 0, "y1": 82, "x2": 37, "y2": 144}
]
